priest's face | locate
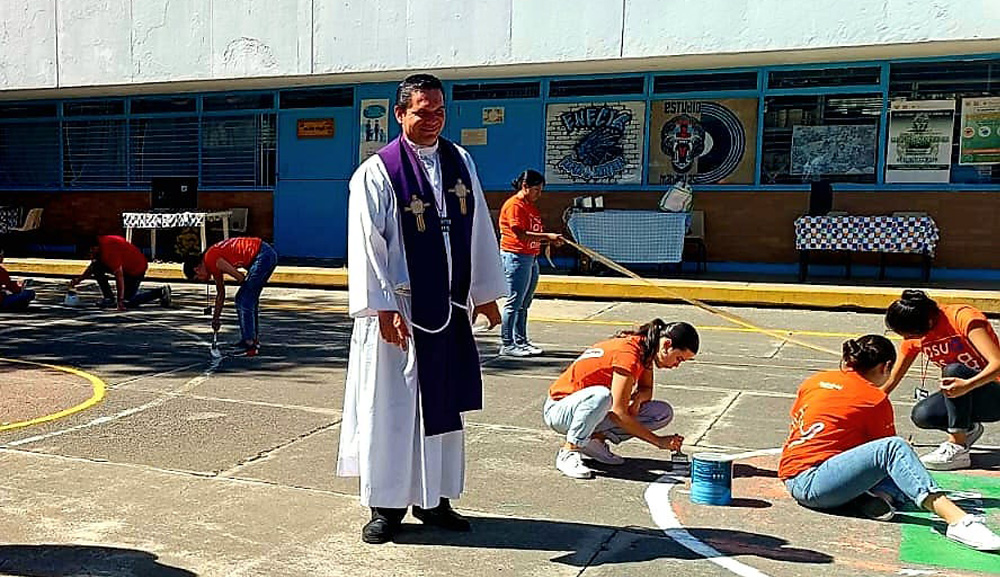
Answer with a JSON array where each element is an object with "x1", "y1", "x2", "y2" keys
[{"x1": 396, "y1": 89, "x2": 445, "y2": 146}]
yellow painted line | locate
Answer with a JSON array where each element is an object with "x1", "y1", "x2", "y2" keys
[{"x1": 0, "y1": 358, "x2": 107, "y2": 432}]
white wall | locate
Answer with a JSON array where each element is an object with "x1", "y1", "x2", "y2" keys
[{"x1": 1, "y1": 0, "x2": 998, "y2": 92}]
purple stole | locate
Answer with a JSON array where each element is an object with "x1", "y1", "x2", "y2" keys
[{"x1": 377, "y1": 136, "x2": 482, "y2": 437}]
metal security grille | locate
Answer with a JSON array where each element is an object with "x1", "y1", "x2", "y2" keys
[
  {"x1": 0, "y1": 121, "x2": 61, "y2": 187},
  {"x1": 768, "y1": 66, "x2": 882, "y2": 90},
  {"x1": 452, "y1": 82, "x2": 541, "y2": 100},
  {"x1": 889, "y1": 59, "x2": 999, "y2": 99},
  {"x1": 129, "y1": 116, "x2": 199, "y2": 187},
  {"x1": 653, "y1": 71, "x2": 759, "y2": 93},
  {"x1": 201, "y1": 114, "x2": 276, "y2": 188},
  {"x1": 62, "y1": 119, "x2": 128, "y2": 188},
  {"x1": 549, "y1": 77, "x2": 646, "y2": 97}
]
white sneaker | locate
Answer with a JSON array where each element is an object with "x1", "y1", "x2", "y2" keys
[
  {"x1": 964, "y1": 422, "x2": 985, "y2": 448},
  {"x1": 920, "y1": 441, "x2": 971, "y2": 470},
  {"x1": 580, "y1": 438, "x2": 625, "y2": 465},
  {"x1": 946, "y1": 514, "x2": 1000, "y2": 551},
  {"x1": 521, "y1": 342, "x2": 544, "y2": 356},
  {"x1": 499, "y1": 344, "x2": 531, "y2": 357},
  {"x1": 556, "y1": 449, "x2": 593, "y2": 479}
]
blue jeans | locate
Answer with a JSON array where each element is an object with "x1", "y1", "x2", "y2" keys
[
  {"x1": 235, "y1": 242, "x2": 277, "y2": 343},
  {"x1": 912, "y1": 363, "x2": 1000, "y2": 432},
  {"x1": 501, "y1": 251, "x2": 539, "y2": 347},
  {"x1": 785, "y1": 436, "x2": 942, "y2": 510},
  {"x1": 543, "y1": 386, "x2": 674, "y2": 446},
  {"x1": 0, "y1": 289, "x2": 35, "y2": 311}
]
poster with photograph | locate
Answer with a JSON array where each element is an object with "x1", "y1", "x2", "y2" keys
[
  {"x1": 648, "y1": 98, "x2": 758, "y2": 185},
  {"x1": 482, "y1": 107, "x2": 505, "y2": 125},
  {"x1": 886, "y1": 100, "x2": 955, "y2": 183},
  {"x1": 359, "y1": 99, "x2": 390, "y2": 161},
  {"x1": 791, "y1": 125, "x2": 877, "y2": 176},
  {"x1": 959, "y1": 97, "x2": 1000, "y2": 165},
  {"x1": 544, "y1": 101, "x2": 645, "y2": 185}
]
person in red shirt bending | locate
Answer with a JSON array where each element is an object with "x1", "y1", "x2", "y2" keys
[
  {"x1": 0, "y1": 246, "x2": 35, "y2": 311},
  {"x1": 184, "y1": 237, "x2": 277, "y2": 356},
  {"x1": 883, "y1": 290, "x2": 1000, "y2": 470},
  {"x1": 69, "y1": 235, "x2": 171, "y2": 311},
  {"x1": 497, "y1": 169, "x2": 563, "y2": 357},
  {"x1": 779, "y1": 334, "x2": 1000, "y2": 551}
]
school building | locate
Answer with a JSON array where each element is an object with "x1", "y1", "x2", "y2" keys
[{"x1": 0, "y1": 1, "x2": 998, "y2": 279}]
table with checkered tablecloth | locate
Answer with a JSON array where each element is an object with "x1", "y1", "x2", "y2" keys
[
  {"x1": 0, "y1": 206, "x2": 21, "y2": 234},
  {"x1": 566, "y1": 209, "x2": 688, "y2": 265},
  {"x1": 122, "y1": 210, "x2": 232, "y2": 261},
  {"x1": 793, "y1": 215, "x2": 940, "y2": 281}
]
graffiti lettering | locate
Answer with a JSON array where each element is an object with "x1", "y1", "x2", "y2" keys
[{"x1": 560, "y1": 107, "x2": 632, "y2": 133}]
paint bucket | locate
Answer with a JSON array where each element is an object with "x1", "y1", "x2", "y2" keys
[
  {"x1": 690, "y1": 452, "x2": 733, "y2": 506},
  {"x1": 63, "y1": 291, "x2": 81, "y2": 307}
]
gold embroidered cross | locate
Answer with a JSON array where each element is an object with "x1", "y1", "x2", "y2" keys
[
  {"x1": 404, "y1": 196, "x2": 431, "y2": 232},
  {"x1": 450, "y1": 180, "x2": 469, "y2": 215}
]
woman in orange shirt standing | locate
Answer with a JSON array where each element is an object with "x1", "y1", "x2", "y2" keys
[
  {"x1": 543, "y1": 319, "x2": 695, "y2": 479},
  {"x1": 780, "y1": 334, "x2": 1000, "y2": 551},
  {"x1": 882, "y1": 290, "x2": 1000, "y2": 470},
  {"x1": 497, "y1": 169, "x2": 563, "y2": 357}
]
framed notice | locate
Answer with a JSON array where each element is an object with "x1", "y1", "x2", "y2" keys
[
  {"x1": 960, "y1": 97, "x2": 1000, "y2": 165},
  {"x1": 461, "y1": 128, "x2": 488, "y2": 146},
  {"x1": 297, "y1": 118, "x2": 335, "y2": 139},
  {"x1": 886, "y1": 100, "x2": 955, "y2": 183},
  {"x1": 482, "y1": 107, "x2": 505, "y2": 125},
  {"x1": 359, "y1": 99, "x2": 390, "y2": 160},
  {"x1": 544, "y1": 101, "x2": 646, "y2": 185},
  {"x1": 648, "y1": 98, "x2": 757, "y2": 185}
]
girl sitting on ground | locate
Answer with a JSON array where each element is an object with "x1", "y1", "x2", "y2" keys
[
  {"x1": 779, "y1": 334, "x2": 1000, "y2": 551},
  {"x1": 543, "y1": 319, "x2": 696, "y2": 479},
  {"x1": 881, "y1": 289, "x2": 1000, "y2": 470}
]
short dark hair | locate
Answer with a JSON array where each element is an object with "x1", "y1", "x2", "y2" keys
[
  {"x1": 511, "y1": 169, "x2": 545, "y2": 191},
  {"x1": 182, "y1": 254, "x2": 204, "y2": 280},
  {"x1": 395, "y1": 74, "x2": 444, "y2": 111},
  {"x1": 842, "y1": 334, "x2": 897, "y2": 373},
  {"x1": 885, "y1": 289, "x2": 939, "y2": 336}
]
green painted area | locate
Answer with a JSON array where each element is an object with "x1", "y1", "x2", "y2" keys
[{"x1": 899, "y1": 472, "x2": 1000, "y2": 574}]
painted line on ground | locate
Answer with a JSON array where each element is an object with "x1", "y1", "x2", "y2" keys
[{"x1": 0, "y1": 358, "x2": 107, "y2": 433}]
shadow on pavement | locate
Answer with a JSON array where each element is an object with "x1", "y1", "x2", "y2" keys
[
  {"x1": 394, "y1": 517, "x2": 832, "y2": 566},
  {"x1": 0, "y1": 545, "x2": 196, "y2": 577}
]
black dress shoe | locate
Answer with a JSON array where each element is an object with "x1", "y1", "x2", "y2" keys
[
  {"x1": 412, "y1": 499, "x2": 471, "y2": 532},
  {"x1": 362, "y1": 517, "x2": 396, "y2": 544}
]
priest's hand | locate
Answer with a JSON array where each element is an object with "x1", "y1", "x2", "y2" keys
[
  {"x1": 378, "y1": 310, "x2": 410, "y2": 350},
  {"x1": 473, "y1": 301, "x2": 501, "y2": 329}
]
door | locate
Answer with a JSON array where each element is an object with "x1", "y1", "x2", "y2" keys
[{"x1": 274, "y1": 107, "x2": 355, "y2": 259}]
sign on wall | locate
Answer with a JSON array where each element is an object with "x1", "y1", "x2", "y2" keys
[
  {"x1": 297, "y1": 118, "x2": 335, "y2": 139},
  {"x1": 960, "y1": 97, "x2": 1000, "y2": 165},
  {"x1": 886, "y1": 99, "x2": 955, "y2": 183},
  {"x1": 648, "y1": 98, "x2": 757, "y2": 185},
  {"x1": 359, "y1": 99, "x2": 390, "y2": 160},
  {"x1": 545, "y1": 101, "x2": 645, "y2": 185},
  {"x1": 791, "y1": 125, "x2": 877, "y2": 176}
]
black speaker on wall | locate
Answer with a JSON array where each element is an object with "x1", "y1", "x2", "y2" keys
[
  {"x1": 151, "y1": 177, "x2": 198, "y2": 211},
  {"x1": 808, "y1": 180, "x2": 833, "y2": 216}
]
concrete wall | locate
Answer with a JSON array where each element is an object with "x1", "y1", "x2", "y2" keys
[{"x1": 2, "y1": 0, "x2": 998, "y2": 92}]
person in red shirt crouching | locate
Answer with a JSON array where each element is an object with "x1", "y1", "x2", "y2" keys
[
  {"x1": 0, "y1": 246, "x2": 35, "y2": 311},
  {"x1": 68, "y1": 235, "x2": 171, "y2": 311},
  {"x1": 779, "y1": 334, "x2": 1000, "y2": 551},
  {"x1": 184, "y1": 237, "x2": 277, "y2": 357}
]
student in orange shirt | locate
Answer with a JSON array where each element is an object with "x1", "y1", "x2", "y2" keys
[
  {"x1": 543, "y1": 319, "x2": 695, "y2": 479},
  {"x1": 184, "y1": 237, "x2": 277, "y2": 356},
  {"x1": 883, "y1": 290, "x2": 1000, "y2": 470},
  {"x1": 497, "y1": 169, "x2": 563, "y2": 357},
  {"x1": 780, "y1": 334, "x2": 1000, "y2": 551}
]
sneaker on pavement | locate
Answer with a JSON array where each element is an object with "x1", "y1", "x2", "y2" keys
[
  {"x1": 159, "y1": 285, "x2": 172, "y2": 307},
  {"x1": 920, "y1": 441, "x2": 971, "y2": 471},
  {"x1": 963, "y1": 422, "x2": 985, "y2": 448},
  {"x1": 855, "y1": 491, "x2": 895, "y2": 521},
  {"x1": 946, "y1": 514, "x2": 1000, "y2": 551},
  {"x1": 499, "y1": 344, "x2": 531, "y2": 357},
  {"x1": 556, "y1": 449, "x2": 593, "y2": 479},
  {"x1": 521, "y1": 342, "x2": 544, "y2": 356},
  {"x1": 580, "y1": 438, "x2": 625, "y2": 465}
]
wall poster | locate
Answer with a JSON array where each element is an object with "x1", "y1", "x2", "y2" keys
[
  {"x1": 959, "y1": 97, "x2": 1000, "y2": 165},
  {"x1": 544, "y1": 101, "x2": 645, "y2": 185},
  {"x1": 790, "y1": 125, "x2": 877, "y2": 176},
  {"x1": 886, "y1": 99, "x2": 955, "y2": 183},
  {"x1": 359, "y1": 99, "x2": 390, "y2": 161},
  {"x1": 648, "y1": 98, "x2": 758, "y2": 185}
]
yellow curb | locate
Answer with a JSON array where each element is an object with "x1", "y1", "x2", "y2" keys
[
  {"x1": 0, "y1": 358, "x2": 107, "y2": 433},
  {"x1": 6, "y1": 257, "x2": 999, "y2": 314}
]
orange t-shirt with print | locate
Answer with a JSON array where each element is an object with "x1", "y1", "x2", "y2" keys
[
  {"x1": 549, "y1": 336, "x2": 648, "y2": 401},
  {"x1": 499, "y1": 194, "x2": 543, "y2": 255},
  {"x1": 204, "y1": 237, "x2": 262, "y2": 277},
  {"x1": 778, "y1": 369, "x2": 896, "y2": 480},
  {"x1": 900, "y1": 304, "x2": 999, "y2": 372}
]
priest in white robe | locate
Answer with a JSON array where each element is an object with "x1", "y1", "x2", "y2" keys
[{"x1": 337, "y1": 73, "x2": 506, "y2": 544}]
